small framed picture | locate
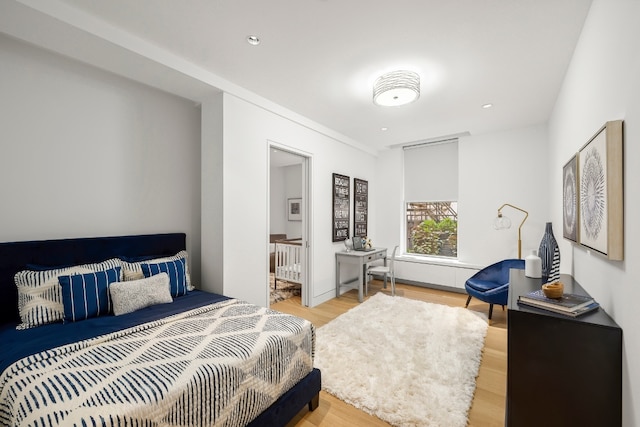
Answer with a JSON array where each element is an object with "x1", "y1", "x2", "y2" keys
[
  {"x1": 563, "y1": 154, "x2": 579, "y2": 243},
  {"x1": 288, "y1": 198, "x2": 302, "y2": 221}
]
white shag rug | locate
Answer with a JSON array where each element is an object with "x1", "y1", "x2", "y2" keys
[{"x1": 315, "y1": 293, "x2": 488, "y2": 427}]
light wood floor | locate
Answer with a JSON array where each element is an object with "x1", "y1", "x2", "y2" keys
[{"x1": 272, "y1": 281, "x2": 508, "y2": 427}]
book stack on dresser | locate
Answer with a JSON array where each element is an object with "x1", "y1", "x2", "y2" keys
[{"x1": 517, "y1": 289, "x2": 600, "y2": 317}]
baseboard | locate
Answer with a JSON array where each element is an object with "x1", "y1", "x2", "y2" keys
[{"x1": 370, "y1": 275, "x2": 466, "y2": 295}]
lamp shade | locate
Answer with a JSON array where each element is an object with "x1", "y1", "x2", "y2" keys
[
  {"x1": 373, "y1": 70, "x2": 420, "y2": 106},
  {"x1": 494, "y1": 214, "x2": 512, "y2": 230},
  {"x1": 494, "y1": 203, "x2": 529, "y2": 259}
]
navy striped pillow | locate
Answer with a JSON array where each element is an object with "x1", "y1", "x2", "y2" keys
[
  {"x1": 141, "y1": 258, "x2": 187, "y2": 297},
  {"x1": 58, "y1": 267, "x2": 121, "y2": 323},
  {"x1": 120, "y1": 250, "x2": 193, "y2": 290}
]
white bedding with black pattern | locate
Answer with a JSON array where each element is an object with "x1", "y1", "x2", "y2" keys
[{"x1": 0, "y1": 298, "x2": 315, "y2": 427}]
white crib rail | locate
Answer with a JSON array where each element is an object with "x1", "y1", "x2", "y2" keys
[{"x1": 275, "y1": 239, "x2": 302, "y2": 285}]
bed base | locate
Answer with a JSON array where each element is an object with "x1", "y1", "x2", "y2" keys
[{"x1": 248, "y1": 368, "x2": 321, "y2": 426}]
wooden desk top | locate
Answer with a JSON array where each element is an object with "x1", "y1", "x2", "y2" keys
[{"x1": 335, "y1": 247, "x2": 386, "y2": 258}]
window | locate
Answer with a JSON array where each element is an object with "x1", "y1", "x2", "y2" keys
[
  {"x1": 406, "y1": 202, "x2": 458, "y2": 257},
  {"x1": 403, "y1": 139, "x2": 458, "y2": 258}
]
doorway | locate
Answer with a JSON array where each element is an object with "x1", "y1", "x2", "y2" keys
[{"x1": 268, "y1": 143, "x2": 311, "y2": 307}]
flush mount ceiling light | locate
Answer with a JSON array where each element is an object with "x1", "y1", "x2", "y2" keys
[{"x1": 373, "y1": 70, "x2": 420, "y2": 107}]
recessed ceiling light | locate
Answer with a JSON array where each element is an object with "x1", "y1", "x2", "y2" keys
[
  {"x1": 247, "y1": 35, "x2": 260, "y2": 46},
  {"x1": 482, "y1": 103, "x2": 493, "y2": 109},
  {"x1": 381, "y1": 127, "x2": 388, "y2": 131}
]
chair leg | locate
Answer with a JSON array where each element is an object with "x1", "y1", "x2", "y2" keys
[
  {"x1": 488, "y1": 304, "x2": 494, "y2": 320},
  {"x1": 465, "y1": 295, "x2": 472, "y2": 308},
  {"x1": 391, "y1": 274, "x2": 396, "y2": 296}
]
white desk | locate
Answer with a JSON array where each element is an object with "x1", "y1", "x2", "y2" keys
[{"x1": 335, "y1": 247, "x2": 387, "y2": 302}]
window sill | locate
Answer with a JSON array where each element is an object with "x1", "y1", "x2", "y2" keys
[{"x1": 395, "y1": 254, "x2": 482, "y2": 270}]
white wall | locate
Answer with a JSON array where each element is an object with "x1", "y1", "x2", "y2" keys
[
  {"x1": 269, "y1": 167, "x2": 287, "y2": 235},
  {"x1": 0, "y1": 35, "x2": 203, "y2": 282},
  {"x1": 201, "y1": 93, "x2": 223, "y2": 294},
  {"x1": 548, "y1": 1, "x2": 640, "y2": 424},
  {"x1": 373, "y1": 124, "x2": 549, "y2": 290},
  {"x1": 202, "y1": 93, "x2": 376, "y2": 307},
  {"x1": 269, "y1": 163, "x2": 302, "y2": 238},
  {"x1": 459, "y1": 125, "x2": 550, "y2": 264},
  {"x1": 284, "y1": 164, "x2": 303, "y2": 238}
]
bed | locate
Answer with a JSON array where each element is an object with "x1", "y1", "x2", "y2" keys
[{"x1": 0, "y1": 233, "x2": 320, "y2": 427}]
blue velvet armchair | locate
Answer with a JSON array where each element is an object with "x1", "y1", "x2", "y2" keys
[{"x1": 465, "y1": 259, "x2": 525, "y2": 319}]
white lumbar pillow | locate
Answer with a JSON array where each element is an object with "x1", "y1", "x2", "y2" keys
[{"x1": 110, "y1": 272, "x2": 173, "y2": 316}]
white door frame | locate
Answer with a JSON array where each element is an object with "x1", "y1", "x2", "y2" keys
[{"x1": 267, "y1": 141, "x2": 313, "y2": 306}]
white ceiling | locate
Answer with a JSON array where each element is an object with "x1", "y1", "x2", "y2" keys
[{"x1": 3, "y1": 0, "x2": 592, "y2": 152}]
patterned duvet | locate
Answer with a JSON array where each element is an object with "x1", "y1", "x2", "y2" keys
[{"x1": 0, "y1": 299, "x2": 315, "y2": 427}]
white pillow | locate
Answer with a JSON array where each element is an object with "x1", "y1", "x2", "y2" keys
[
  {"x1": 109, "y1": 273, "x2": 173, "y2": 316},
  {"x1": 14, "y1": 258, "x2": 122, "y2": 330}
]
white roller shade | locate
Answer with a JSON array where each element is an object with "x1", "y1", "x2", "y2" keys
[{"x1": 403, "y1": 139, "x2": 458, "y2": 201}]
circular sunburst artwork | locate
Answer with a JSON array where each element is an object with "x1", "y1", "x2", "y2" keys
[
  {"x1": 580, "y1": 147, "x2": 606, "y2": 241},
  {"x1": 563, "y1": 163, "x2": 577, "y2": 239}
]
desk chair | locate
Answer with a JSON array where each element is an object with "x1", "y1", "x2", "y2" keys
[{"x1": 366, "y1": 245, "x2": 398, "y2": 296}]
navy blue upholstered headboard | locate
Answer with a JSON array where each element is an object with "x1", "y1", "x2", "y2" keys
[{"x1": 0, "y1": 233, "x2": 186, "y2": 325}]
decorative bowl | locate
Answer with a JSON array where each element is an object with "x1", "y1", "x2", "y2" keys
[{"x1": 542, "y1": 282, "x2": 564, "y2": 299}]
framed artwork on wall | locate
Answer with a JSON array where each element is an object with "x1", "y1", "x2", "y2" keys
[
  {"x1": 332, "y1": 173, "x2": 350, "y2": 242},
  {"x1": 353, "y1": 178, "x2": 368, "y2": 238},
  {"x1": 578, "y1": 120, "x2": 624, "y2": 260},
  {"x1": 563, "y1": 154, "x2": 579, "y2": 243},
  {"x1": 288, "y1": 198, "x2": 302, "y2": 221}
]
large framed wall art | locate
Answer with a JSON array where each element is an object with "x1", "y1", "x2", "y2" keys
[
  {"x1": 353, "y1": 178, "x2": 368, "y2": 238},
  {"x1": 332, "y1": 173, "x2": 350, "y2": 242},
  {"x1": 577, "y1": 120, "x2": 623, "y2": 260}
]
